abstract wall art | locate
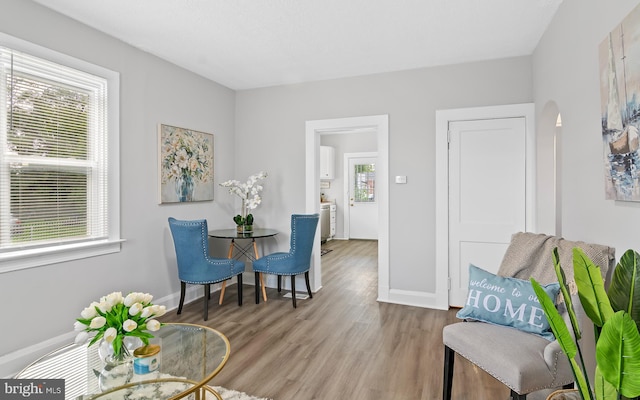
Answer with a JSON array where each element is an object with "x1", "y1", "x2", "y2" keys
[{"x1": 600, "y1": 3, "x2": 640, "y2": 201}]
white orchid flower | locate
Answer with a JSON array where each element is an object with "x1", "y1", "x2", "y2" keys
[
  {"x1": 90, "y1": 316, "x2": 106, "y2": 329},
  {"x1": 123, "y1": 319, "x2": 138, "y2": 332},
  {"x1": 146, "y1": 319, "x2": 161, "y2": 332},
  {"x1": 104, "y1": 327, "x2": 117, "y2": 343}
]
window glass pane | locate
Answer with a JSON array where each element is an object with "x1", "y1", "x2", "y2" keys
[
  {"x1": 1, "y1": 46, "x2": 107, "y2": 251},
  {"x1": 8, "y1": 74, "x2": 89, "y2": 159},
  {"x1": 11, "y1": 168, "x2": 88, "y2": 244},
  {"x1": 353, "y1": 163, "x2": 375, "y2": 203}
]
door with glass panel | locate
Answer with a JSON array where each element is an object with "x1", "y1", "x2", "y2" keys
[{"x1": 345, "y1": 153, "x2": 378, "y2": 240}]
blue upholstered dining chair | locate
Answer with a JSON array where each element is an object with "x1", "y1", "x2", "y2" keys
[
  {"x1": 168, "y1": 217, "x2": 245, "y2": 320},
  {"x1": 252, "y1": 214, "x2": 319, "y2": 308}
]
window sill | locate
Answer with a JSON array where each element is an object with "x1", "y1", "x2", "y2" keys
[{"x1": 0, "y1": 239, "x2": 126, "y2": 274}]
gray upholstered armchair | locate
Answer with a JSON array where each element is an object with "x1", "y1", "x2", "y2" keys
[{"x1": 442, "y1": 232, "x2": 615, "y2": 400}]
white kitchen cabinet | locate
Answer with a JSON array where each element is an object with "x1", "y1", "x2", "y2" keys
[
  {"x1": 320, "y1": 146, "x2": 335, "y2": 180},
  {"x1": 329, "y1": 204, "x2": 336, "y2": 238}
]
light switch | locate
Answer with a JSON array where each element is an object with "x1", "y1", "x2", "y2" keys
[{"x1": 395, "y1": 175, "x2": 407, "y2": 184}]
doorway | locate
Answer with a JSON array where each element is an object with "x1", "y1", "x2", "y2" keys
[
  {"x1": 344, "y1": 152, "x2": 378, "y2": 240},
  {"x1": 435, "y1": 104, "x2": 536, "y2": 309},
  {"x1": 305, "y1": 115, "x2": 389, "y2": 301}
]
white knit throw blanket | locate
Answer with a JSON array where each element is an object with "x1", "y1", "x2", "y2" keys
[{"x1": 497, "y1": 232, "x2": 615, "y2": 294}]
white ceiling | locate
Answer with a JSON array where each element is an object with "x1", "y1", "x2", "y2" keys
[{"x1": 32, "y1": 0, "x2": 562, "y2": 90}]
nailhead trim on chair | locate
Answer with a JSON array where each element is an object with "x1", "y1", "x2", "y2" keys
[{"x1": 453, "y1": 341, "x2": 573, "y2": 394}]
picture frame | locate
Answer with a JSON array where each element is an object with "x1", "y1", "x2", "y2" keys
[
  {"x1": 600, "y1": 3, "x2": 640, "y2": 201},
  {"x1": 158, "y1": 124, "x2": 214, "y2": 203}
]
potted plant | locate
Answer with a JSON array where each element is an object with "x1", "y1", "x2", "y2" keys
[
  {"x1": 531, "y1": 248, "x2": 640, "y2": 400},
  {"x1": 233, "y1": 213, "x2": 254, "y2": 232},
  {"x1": 220, "y1": 171, "x2": 267, "y2": 232}
]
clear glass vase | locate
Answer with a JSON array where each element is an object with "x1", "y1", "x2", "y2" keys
[
  {"x1": 98, "y1": 336, "x2": 141, "y2": 366},
  {"x1": 175, "y1": 174, "x2": 194, "y2": 202}
]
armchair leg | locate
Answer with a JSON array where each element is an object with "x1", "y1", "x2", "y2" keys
[
  {"x1": 304, "y1": 271, "x2": 313, "y2": 298},
  {"x1": 254, "y1": 272, "x2": 261, "y2": 304},
  {"x1": 178, "y1": 281, "x2": 186, "y2": 315},
  {"x1": 291, "y1": 275, "x2": 297, "y2": 308},
  {"x1": 277, "y1": 275, "x2": 282, "y2": 292},
  {"x1": 443, "y1": 345, "x2": 454, "y2": 400},
  {"x1": 237, "y1": 274, "x2": 243, "y2": 306},
  {"x1": 510, "y1": 390, "x2": 526, "y2": 400},
  {"x1": 203, "y1": 284, "x2": 210, "y2": 321}
]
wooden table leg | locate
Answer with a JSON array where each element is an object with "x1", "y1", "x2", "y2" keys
[
  {"x1": 219, "y1": 240, "x2": 235, "y2": 305},
  {"x1": 253, "y1": 240, "x2": 268, "y2": 302},
  {"x1": 219, "y1": 281, "x2": 226, "y2": 305}
]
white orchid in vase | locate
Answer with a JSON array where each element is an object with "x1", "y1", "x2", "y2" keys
[
  {"x1": 220, "y1": 171, "x2": 268, "y2": 229},
  {"x1": 74, "y1": 291, "x2": 166, "y2": 363}
]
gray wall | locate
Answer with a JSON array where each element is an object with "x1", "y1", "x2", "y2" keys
[
  {"x1": 10, "y1": 0, "x2": 631, "y2": 378},
  {"x1": 533, "y1": 0, "x2": 640, "y2": 253},
  {"x1": 0, "y1": 0, "x2": 238, "y2": 374},
  {"x1": 235, "y1": 59, "x2": 533, "y2": 293}
]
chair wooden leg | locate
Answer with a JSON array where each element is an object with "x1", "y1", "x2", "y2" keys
[
  {"x1": 218, "y1": 280, "x2": 227, "y2": 305},
  {"x1": 260, "y1": 273, "x2": 268, "y2": 302},
  {"x1": 291, "y1": 275, "x2": 297, "y2": 308},
  {"x1": 177, "y1": 281, "x2": 186, "y2": 314},
  {"x1": 304, "y1": 271, "x2": 313, "y2": 298},
  {"x1": 443, "y1": 345, "x2": 454, "y2": 400},
  {"x1": 510, "y1": 390, "x2": 526, "y2": 400},
  {"x1": 277, "y1": 275, "x2": 282, "y2": 292},
  {"x1": 254, "y1": 272, "x2": 261, "y2": 304},
  {"x1": 237, "y1": 274, "x2": 243, "y2": 306},
  {"x1": 203, "y1": 284, "x2": 210, "y2": 321}
]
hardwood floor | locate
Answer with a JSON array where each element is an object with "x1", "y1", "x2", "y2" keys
[{"x1": 161, "y1": 239, "x2": 510, "y2": 400}]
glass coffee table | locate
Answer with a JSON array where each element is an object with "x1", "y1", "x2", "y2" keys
[{"x1": 15, "y1": 323, "x2": 230, "y2": 400}]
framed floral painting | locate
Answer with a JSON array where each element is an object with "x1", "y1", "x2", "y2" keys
[{"x1": 158, "y1": 124, "x2": 214, "y2": 203}]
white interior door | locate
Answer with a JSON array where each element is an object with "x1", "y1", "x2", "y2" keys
[
  {"x1": 448, "y1": 118, "x2": 527, "y2": 307},
  {"x1": 345, "y1": 153, "x2": 378, "y2": 240}
]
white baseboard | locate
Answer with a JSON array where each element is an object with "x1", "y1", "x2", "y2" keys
[
  {"x1": 0, "y1": 281, "x2": 240, "y2": 378},
  {"x1": 379, "y1": 288, "x2": 449, "y2": 310}
]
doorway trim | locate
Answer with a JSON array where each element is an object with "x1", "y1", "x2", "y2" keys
[
  {"x1": 435, "y1": 104, "x2": 536, "y2": 309},
  {"x1": 306, "y1": 115, "x2": 389, "y2": 301}
]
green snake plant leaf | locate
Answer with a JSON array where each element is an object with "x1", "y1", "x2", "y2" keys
[
  {"x1": 532, "y1": 278, "x2": 593, "y2": 400},
  {"x1": 553, "y1": 247, "x2": 581, "y2": 340},
  {"x1": 607, "y1": 249, "x2": 640, "y2": 332},
  {"x1": 596, "y1": 310, "x2": 640, "y2": 398},
  {"x1": 594, "y1": 365, "x2": 619, "y2": 400},
  {"x1": 573, "y1": 248, "x2": 614, "y2": 328}
]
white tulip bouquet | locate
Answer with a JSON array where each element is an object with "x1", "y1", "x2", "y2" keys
[{"x1": 74, "y1": 291, "x2": 166, "y2": 361}]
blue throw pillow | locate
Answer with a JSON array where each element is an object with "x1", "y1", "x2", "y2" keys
[{"x1": 456, "y1": 264, "x2": 560, "y2": 341}]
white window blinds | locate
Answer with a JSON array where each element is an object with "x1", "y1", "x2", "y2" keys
[{"x1": 0, "y1": 47, "x2": 108, "y2": 252}]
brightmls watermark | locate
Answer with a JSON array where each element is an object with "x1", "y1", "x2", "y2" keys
[{"x1": 0, "y1": 379, "x2": 64, "y2": 399}]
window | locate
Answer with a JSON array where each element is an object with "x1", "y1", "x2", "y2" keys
[
  {"x1": 0, "y1": 34, "x2": 120, "y2": 272},
  {"x1": 353, "y1": 163, "x2": 375, "y2": 203}
]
